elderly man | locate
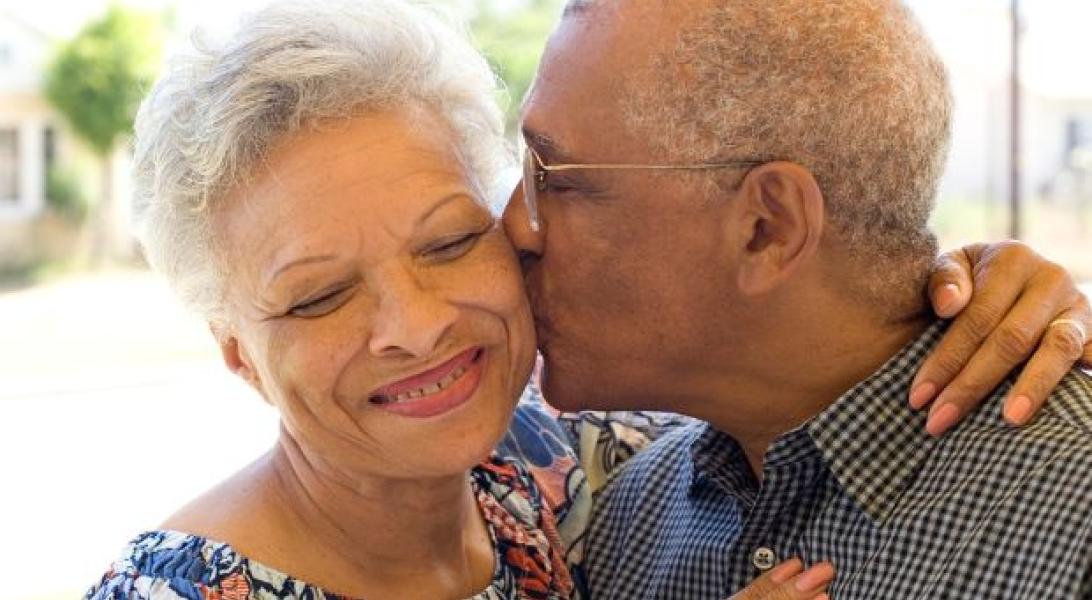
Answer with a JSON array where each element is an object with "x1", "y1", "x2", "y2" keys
[{"x1": 502, "y1": 0, "x2": 1092, "y2": 597}]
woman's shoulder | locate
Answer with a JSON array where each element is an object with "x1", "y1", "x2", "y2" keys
[
  {"x1": 86, "y1": 529, "x2": 328, "y2": 600},
  {"x1": 84, "y1": 530, "x2": 255, "y2": 600}
]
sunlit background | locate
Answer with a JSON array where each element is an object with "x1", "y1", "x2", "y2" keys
[{"x1": 0, "y1": 1, "x2": 1088, "y2": 599}]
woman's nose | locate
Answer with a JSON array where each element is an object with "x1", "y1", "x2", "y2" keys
[{"x1": 367, "y1": 273, "x2": 458, "y2": 358}]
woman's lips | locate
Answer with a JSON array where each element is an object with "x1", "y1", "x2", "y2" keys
[{"x1": 368, "y1": 347, "x2": 485, "y2": 419}]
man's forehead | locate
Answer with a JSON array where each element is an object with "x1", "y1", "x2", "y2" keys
[
  {"x1": 561, "y1": 0, "x2": 703, "y2": 22},
  {"x1": 523, "y1": 0, "x2": 684, "y2": 150}
]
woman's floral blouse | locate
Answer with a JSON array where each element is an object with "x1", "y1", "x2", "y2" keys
[{"x1": 85, "y1": 384, "x2": 688, "y2": 600}]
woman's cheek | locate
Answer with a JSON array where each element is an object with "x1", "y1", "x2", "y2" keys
[
  {"x1": 474, "y1": 238, "x2": 531, "y2": 314},
  {"x1": 264, "y1": 311, "x2": 367, "y2": 401}
]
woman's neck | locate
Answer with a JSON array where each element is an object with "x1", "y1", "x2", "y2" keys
[
  {"x1": 261, "y1": 431, "x2": 496, "y2": 598},
  {"x1": 164, "y1": 429, "x2": 496, "y2": 600}
]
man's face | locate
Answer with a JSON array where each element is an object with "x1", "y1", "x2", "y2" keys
[{"x1": 502, "y1": 2, "x2": 745, "y2": 412}]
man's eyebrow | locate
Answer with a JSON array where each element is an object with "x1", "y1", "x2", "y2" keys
[
  {"x1": 563, "y1": 0, "x2": 594, "y2": 18},
  {"x1": 521, "y1": 127, "x2": 575, "y2": 163}
]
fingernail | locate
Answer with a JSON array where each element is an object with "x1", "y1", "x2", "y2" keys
[
  {"x1": 1004, "y1": 395, "x2": 1033, "y2": 426},
  {"x1": 768, "y1": 558, "x2": 803, "y2": 584},
  {"x1": 936, "y1": 283, "x2": 961, "y2": 317},
  {"x1": 909, "y1": 382, "x2": 937, "y2": 410},
  {"x1": 926, "y1": 403, "x2": 961, "y2": 437},
  {"x1": 795, "y1": 563, "x2": 835, "y2": 592}
]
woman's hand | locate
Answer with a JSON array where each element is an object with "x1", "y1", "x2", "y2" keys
[
  {"x1": 914, "y1": 241, "x2": 1092, "y2": 436},
  {"x1": 728, "y1": 559, "x2": 835, "y2": 600}
]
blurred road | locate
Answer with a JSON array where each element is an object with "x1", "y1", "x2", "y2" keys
[
  {"x1": 0, "y1": 270, "x2": 277, "y2": 600},
  {"x1": 1, "y1": 272, "x2": 1089, "y2": 600}
]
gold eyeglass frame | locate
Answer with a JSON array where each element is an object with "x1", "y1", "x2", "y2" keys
[{"x1": 520, "y1": 140, "x2": 765, "y2": 231}]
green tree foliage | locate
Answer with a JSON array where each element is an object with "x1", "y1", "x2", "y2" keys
[
  {"x1": 44, "y1": 6, "x2": 163, "y2": 156},
  {"x1": 43, "y1": 6, "x2": 163, "y2": 263},
  {"x1": 462, "y1": 0, "x2": 564, "y2": 132}
]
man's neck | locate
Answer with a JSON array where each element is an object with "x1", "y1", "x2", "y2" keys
[{"x1": 685, "y1": 293, "x2": 932, "y2": 479}]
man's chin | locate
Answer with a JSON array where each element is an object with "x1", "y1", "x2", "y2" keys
[
  {"x1": 538, "y1": 364, "x2": 620, "y2": 412},
  {"x1": 537, "y1": 363, "x2": 586, "y2": 412}
]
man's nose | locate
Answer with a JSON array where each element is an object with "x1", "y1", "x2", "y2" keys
[
  {"x1": 367, "y1": 272, "x2": 458, "y2": 358},
  {"x1": 501, "y1": 181, "x2": 545, "y2": 263}
]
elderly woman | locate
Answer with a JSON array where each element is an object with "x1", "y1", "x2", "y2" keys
[{"x1": 85, "y1": 1, "x2": 1090, "y2": 599}]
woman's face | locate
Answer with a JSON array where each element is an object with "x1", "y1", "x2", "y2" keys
[{"x1": 214, "y1": 108, "x2": 535, "y2": 480}]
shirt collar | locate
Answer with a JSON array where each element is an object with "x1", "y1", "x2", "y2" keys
[
  {"x1": 688, "y1": 320, "x2": 946, "y2": 521},
  {"x1": 689, "y1": 410, "x2": 823, "y2": 502},
  {"x1": 804, "y1": 320, "x2": 946, "y2": 523}
]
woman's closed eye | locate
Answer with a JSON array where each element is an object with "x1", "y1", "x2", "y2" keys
[
  {"x1": 287, "y1": 286, "x2": 353, "y2": 318},
  {"x1": 424, "y1": 228, "x2": 489, "y2": 261}
]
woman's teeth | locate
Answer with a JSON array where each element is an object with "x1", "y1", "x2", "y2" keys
[{"x1": 387, "y1": 365, "x2": 469, "y2": 404}]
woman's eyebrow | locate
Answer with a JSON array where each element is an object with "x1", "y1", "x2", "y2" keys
[
  {"x1": 265, "y1": 255, "x2": 338, "y2": 287},
  {"x1": 417, "y1": 192, "x2": 474, "y2": 226}
]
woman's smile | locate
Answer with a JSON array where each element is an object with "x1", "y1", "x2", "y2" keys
[{"x1": 368, "y1": 346, "x2": 487, "y2": 419}]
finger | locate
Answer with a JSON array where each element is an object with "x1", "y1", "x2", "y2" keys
[
  {"x1": 928, "y1": 248, "x2": 974, "y2": 318},
  {"x1": 910, "y1": 242, "x2": 1039, "y2": 411},
  {"x1": 729, "y1": 560, "x2": 802, "y2": 599},
  {"x1": 1003, "y1": 309, "x2": 1091, "y2": 425},
  {"x1": 923, "y1": 273, "x2": 1073, "y2": 435},
  {"x1": 729, "y1": 560, "x2": 835, "y2": 600},
  {"x1": 790, "y1": 562, "x2": 836, "y2": 597},
  {"x1": 1077, "y1": 293, "x2": 1092, "y2": 371}
]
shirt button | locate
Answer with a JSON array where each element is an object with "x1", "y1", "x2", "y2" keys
[{"x1": 752, "y1": 547, "x2": 777, "y2": 571}]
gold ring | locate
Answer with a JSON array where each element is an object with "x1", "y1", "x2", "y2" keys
[{"x1": 1049, "y1": 318, "x2": 1088, "y2": 347}]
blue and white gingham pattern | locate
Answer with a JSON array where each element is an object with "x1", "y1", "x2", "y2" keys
[{"x1": 584, "y1": 321, "x2": 1092, "y2": 599}]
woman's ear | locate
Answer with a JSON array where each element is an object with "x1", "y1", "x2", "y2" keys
[
  {"x1": 731, "y1": 161, "x2": 825, "y2": 296},
  {"x1": 210, "y1": 322, "x2": 263, "y2": 394}
]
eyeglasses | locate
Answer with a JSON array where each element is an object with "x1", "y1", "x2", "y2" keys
[{"x1": 519, "y1": 138, "x2": 766, "y2": 231}]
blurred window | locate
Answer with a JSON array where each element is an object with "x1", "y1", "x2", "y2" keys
[
  {"x1": 0, "y1": 128, "x2": 18, "y2": 201},
  {"x1": 44, "y1": 126, "x2": 55, "y2": 169}
]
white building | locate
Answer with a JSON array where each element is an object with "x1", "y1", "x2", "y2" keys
[
  {"x1": 917, "y1": 0, "x2": 1092, "y2": 205},
  {"x1": 0, "y1": 10, "x2": 134, "y2": 268},
  {"x1": 0, "y1": 12, "x2": 53, "y2": 222}
]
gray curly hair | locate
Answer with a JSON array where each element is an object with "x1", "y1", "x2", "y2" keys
[
  {"x1": 621, "y1": 0, "x2": 951, "y2": 305},
  {"x1": 132, "y1": 0, "x2": 509, "y2": 322}
]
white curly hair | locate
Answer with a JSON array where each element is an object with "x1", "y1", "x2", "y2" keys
[{"x1": 132, "y1": 0, "x2": 510, "y2": 322}]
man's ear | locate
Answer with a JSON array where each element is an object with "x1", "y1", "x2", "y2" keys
[
  {"x1": 209, "y1": 321, "x2": 263, "y2": 394},
  {"x1": 731, "y1": 161, "x2": 825, "y2": 296}
]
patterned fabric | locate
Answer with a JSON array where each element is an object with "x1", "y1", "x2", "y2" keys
[
  {"x1": 584, "y1": 320, "x2": 1092, "y2": 599},
  {"x1": 495, "y1": 384, "x2": 691, "y2": 589},
  {"x1": 85, "y1": 394, "x2": 681, "y2": 600},
  {"x1": 85, "y1": 455, "x2": 573, "y2": 600}
]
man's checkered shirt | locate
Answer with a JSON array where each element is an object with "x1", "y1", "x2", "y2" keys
[{"x1": 584, "y1": 321, "x2": 1092, "y2": 599}]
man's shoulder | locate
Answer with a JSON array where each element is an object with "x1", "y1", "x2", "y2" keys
[
  {"x1": 929, "y1": 368, "x2": 1092, "y2": 516},
  {"x1": 595, "y1": 419, "x2": 708, "y2": 500},
  {"x1": 959, "y1": 367, "x2": 1092, "y2": 448},
  {"x1": 942, "y1": 368, "x2": 1092, "y2": 441},
  {"x1": 1035, "y1": 368, "x2": 1092, "y2": 435}
]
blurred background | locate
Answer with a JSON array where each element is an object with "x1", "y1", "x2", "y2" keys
[{"x1": 0, "y1": 1, "x2": 1088, "y2": 598}]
